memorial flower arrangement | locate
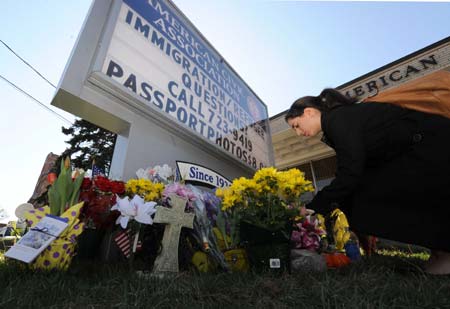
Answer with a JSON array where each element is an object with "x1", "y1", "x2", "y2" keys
[
  {"x1": 216, "y1": 167, "x2": 314, "y2": 233},
  {"x1": 214, "y1": 167, "x2": 315, "y2": 272},
  {"x1": 110, "y1": 164, "x2": 177, "y2": 229},
  {"x1": 110, "y1": 176, "x2": 165, "y2": 229}
]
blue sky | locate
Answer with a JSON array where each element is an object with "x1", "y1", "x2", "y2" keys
[{"x1": 1, "y1": 0, "x2": 449, "y2": 222}]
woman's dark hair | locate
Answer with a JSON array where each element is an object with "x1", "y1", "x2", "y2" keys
[{"x1": 285, "y1": 88, "x2": 357, "y2": 121}]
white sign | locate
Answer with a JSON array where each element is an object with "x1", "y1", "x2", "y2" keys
[
  {"x1": 101, "y1": 0, "x2": 271, "y2": 169},
  {"x1": 176, "y1": 161, "x2": 231, "y2": 188}
]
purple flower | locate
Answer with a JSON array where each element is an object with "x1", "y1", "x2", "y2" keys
[{"x1": 203, "y1": 191, "x2": 221, "y2": 225}]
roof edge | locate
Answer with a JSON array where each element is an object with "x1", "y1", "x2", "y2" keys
[{"x1": 337, "y1": 35, "x2": 450, "y2": 90}]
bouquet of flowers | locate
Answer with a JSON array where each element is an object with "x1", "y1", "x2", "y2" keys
[
  {"x1": 291, "y1": 213, "x2": 326, "y2": 251},
  {"x1": 79, "y1": 176, "x2": 125, "y2": 229},
  {"x1": 113, "y1": 164, "x2": 175, "y2": 227},
  {"x1": 216, "y1": 167, "x2": 314, "y2": 234},
  {"x1": 214, "y1": 167, "x2": 315, "y2": 272},
  {"x1": 162, "y1": 182, "x2": 196, "y2": 211}
]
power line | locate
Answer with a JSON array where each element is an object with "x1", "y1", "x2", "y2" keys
[
  {"x1": 0, "y1": 74, "x2": 72, "y2": 125},
  {"x1": 0, "y1": 39, "x2": 73, "y2": 125},
  {"x1": 0, "y1": 39, "x2": 57, "y2": 89}
]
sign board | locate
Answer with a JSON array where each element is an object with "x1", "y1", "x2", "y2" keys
[
  {"x1": 51, "y1": 0, "x2": 273, "y2": 181},
  {"x1": 176, "y1": 161, "x2": 231, "y2": 188}
]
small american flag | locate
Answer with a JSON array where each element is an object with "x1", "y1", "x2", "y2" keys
[
  {"x1": 92, "y1": 164, "x2": 104, "y2": 177},
  {"x1": 174, "y1": 167, "x2": 182, "y2": 182},
  {"x1": 114, "y1": 229, "x2": 142, "y2": 259}
]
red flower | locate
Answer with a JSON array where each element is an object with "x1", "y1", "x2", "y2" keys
[
  {"x1": 81, "y1": 177, "x2": 92, "y2": 190},
  {"x1": 110, "y1": 181, "x2": 125, "y2": 195},
  {"x1": 81, "y1": 193, "x2": 119, "y2": 229},
  {"x1": 94, "y1": 176, "x2": 112, "y2": 192},
  {"x1": 78, "y1": 176, "x2": 121, "y2": 229}
]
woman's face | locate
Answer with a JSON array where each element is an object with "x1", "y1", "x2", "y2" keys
[{"x1": 287, "y1": 107, "x2": 322, "y2": 137}]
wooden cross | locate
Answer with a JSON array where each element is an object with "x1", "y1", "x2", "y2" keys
[{"x1": 152, "y1": 193, "x2": 195, "y2": 275}]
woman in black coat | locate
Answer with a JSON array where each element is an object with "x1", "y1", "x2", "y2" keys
[{"x1": 285, "y1": 88, "x2": 450, "y2": 275}]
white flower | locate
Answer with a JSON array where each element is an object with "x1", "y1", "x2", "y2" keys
[
  {"x1": 136, "y1": 168, "x2": 149, "y2": 180},
  {"x1": 111, "y1": 195, "x2": 157, "y2": 228},
  {"x1": 135, "y1": 199, "x2": 157, "y2": 225},
  {"x1": 111, "y1": 196, "x2": 136, "y2": 228},
  {"x1": 136, "y1": 164, "x2": 174, "y2": 182},
  {"x1": 154, "y1": 164, "x2": 173, "y2": 181}
]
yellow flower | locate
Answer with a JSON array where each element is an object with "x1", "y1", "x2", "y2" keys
[
  {"x1": 254, "y1": 167, "x2": 278, "y2": 181},
  {"x1": 125, "y1": 178, "x2": 165, "y2": 202},
  {"x1": 215, "y1": 167, "x2": 314, "y2": 229}
]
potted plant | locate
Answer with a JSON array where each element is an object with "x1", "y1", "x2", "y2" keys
[{"x1": 216, "y1": 167, "x2": 314, "y2": 272}]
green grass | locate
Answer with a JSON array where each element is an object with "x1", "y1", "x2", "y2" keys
[{"x1": 0, "y1": 250, "x2": 449, "y2": 308}]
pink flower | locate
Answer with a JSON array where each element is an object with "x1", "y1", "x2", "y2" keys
[
  {"x1": 301, "y1": 233, "x2": 320, "y2": 251},
  {"x1": 163, "y1": 183, "x2": 196, "y2": 201},
  {"x1": 291, "y1": 217, "x2": 323, "y2": 251}
]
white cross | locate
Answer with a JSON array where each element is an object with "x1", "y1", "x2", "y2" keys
[{"x1": 152, "y1": 194, "x2": 195, "y2": 274}]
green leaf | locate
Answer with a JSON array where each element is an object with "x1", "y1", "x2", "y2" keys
[
  {"x1": 230, "y1": 211, "x2": 241, "y2": 247},
  {"x1": 69, "y1": 172, "x2": 85, "y2": 207},
  {"x1": 48, "y1": 186, "x2": 60, "y2": 216},
  {"x1": 57, "y1": 159, "x2": 68, "y2": 215},
  {"x1": 45, "y1": 156, "x2": 89, "y2": 216}
]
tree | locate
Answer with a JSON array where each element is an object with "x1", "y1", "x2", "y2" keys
[{"x1": 61, "y1": 119, "x2": 117, "y2": 175}]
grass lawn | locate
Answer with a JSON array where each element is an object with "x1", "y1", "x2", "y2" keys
[{"x1": 0, "y1": 248, "x2": 449, "y2": 308}]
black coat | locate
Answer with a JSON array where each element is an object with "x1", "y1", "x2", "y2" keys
[{"x1": 307, "y1": 102, "x2": 450, "y2": 251}]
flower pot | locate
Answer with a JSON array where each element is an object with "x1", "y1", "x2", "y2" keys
[{"x1": 240, "y1": 221, "x2": 291, "y2": 273}]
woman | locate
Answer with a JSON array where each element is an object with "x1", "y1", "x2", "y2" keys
[{"x1": 285, "y1": 88, "x2": 450, "y2": 275}]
